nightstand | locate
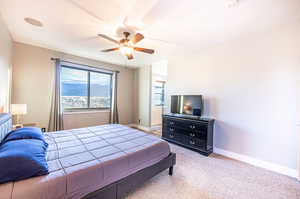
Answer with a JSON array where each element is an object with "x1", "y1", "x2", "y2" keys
[
  {"x1": 12, "y1": 124, "x2": 23, "y2": 130},
  {"x1": 23, "y1": 123, "x2": 37, "y2": 127},
  {"x1": 24, "y1": 123, "x2": 46, "y2": 132},
  {"x1": 12, "y1": 123, "x2": 47, "y2": 132}
]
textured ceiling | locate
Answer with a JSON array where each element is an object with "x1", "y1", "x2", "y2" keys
[{"x1": 0, "y1": 0, "x2": 300, "y2": 67}]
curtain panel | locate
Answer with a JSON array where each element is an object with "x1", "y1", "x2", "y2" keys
[
  {"x1": 48, "y1": 59, "x2": 64, "y2": 131},
  {"x1": 110, "y1": 72, "x2": 119, "y2": 124}
]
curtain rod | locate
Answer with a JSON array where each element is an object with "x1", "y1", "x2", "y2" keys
[{"x1": 50, "y1": 58, "x2": 120, "y2": 73}]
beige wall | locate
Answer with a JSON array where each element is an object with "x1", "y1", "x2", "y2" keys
[
  {"x1": 151, "y1": 107, "x2": 162, "y2": 126},
  {"x1": 137, "y1": 65, "x2": 152, "y2": 127},
  {"x1": 132, "y1": 69, "x2": 139, "y2": 124},
  {"x1": 12, "y1": 42, "x2": 135, "y2": 129},
  {"x1": 166, "y1": 23, "x2": 300, "y2": 171},
  {"x1": 0, "y1": 14, "x2": 12, "y2": 113},
  {"x1": 63, "y1": 111, "x2": 110, "y2": 130},
  {"x1": 132, "y1": 65, "x2": 152, "y2": 127}
]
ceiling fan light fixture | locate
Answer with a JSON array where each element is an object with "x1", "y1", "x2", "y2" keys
[
  {"x1": 99, "y1": 32, "x2": 153, "y2": 60},
  {"x1": 120, "y1": 46, "x2": 133, "y2": 55}
]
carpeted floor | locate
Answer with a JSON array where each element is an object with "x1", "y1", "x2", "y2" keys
[{"x1": 126, "y1": 143, "x2": 300, "y2": 199}]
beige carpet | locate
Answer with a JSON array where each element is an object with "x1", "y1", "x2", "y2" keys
[{"x1": 126, "y1": 144, "x2": 300, "y2": 199}]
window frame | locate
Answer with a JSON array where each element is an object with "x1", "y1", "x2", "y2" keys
[
  {"x1": 61, "y1": 65, "x2": 113, "y2": 112},
  {"x1": 152, "y1": 81, "x2": 165, "y2": 107}
]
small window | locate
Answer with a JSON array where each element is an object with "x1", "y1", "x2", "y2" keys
[
  {"x1": 152, "y1": 81, "x2": 165, "y2": 106},
  {"x1": 61, "y1": 66, "x2": 112, "y2": 111}
]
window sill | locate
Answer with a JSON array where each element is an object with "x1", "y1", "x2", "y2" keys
[{"x1": 63, "y1": 110, "x2": 110, "y2": 115}]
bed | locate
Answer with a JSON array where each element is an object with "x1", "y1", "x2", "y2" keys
[{"x1": 0, "y1": 113, "x2": 176, "y2": 199}]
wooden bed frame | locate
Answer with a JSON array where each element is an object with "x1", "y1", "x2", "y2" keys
[{"x1": 83, "y1": 152, "x2": 176, "y2": 199}]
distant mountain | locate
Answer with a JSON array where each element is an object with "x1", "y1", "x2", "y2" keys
[{"x1": 62, "y1": 82, "x2": 110, "y2": 97}]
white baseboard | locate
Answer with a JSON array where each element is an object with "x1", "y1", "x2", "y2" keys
[
  {"x1": 150, "y1": 125, "x2": 162, "y2": 131},
  {"x1": 214, "y1": 147, "x2": 298, "y2": 178},
  {"x1": 127, "y1": 124, "x2": 151, "y2": 132},
  {"x1": 126, "y1": 124, "x2": 298, "y2": 179}
]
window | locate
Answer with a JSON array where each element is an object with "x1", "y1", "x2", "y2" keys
[
  {"x1": 152, "y1": 81, "x2": 165, "y2": 106},
  {"x1": 61, "y1": 66, "x2": 112, "y2": 110},
  {"x1": 89, "y1": 71, "x2": 111, "y2": 108}
]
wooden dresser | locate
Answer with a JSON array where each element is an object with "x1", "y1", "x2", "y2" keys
[{"x1": 162, "y1": 114, "x2": 215, "y2": 156}]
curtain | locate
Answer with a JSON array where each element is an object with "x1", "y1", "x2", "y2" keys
[
  {"x1": 110, "y1": 71, "x2": 119, "y2": 124},
  {"x1": 48, "y1": 59, "x2": 64, "y2": 131}
]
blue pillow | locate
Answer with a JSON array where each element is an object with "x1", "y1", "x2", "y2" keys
[
  {"x1": 0, "y1": 139, "x2": 49, "y2": 184},
  {"x1": 2, "y1": 127, "x2": 45, "y2": 144}
]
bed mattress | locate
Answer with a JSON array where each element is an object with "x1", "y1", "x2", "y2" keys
[{"x1": 0, "y1": 124, "x2": 170, "y2": 199}]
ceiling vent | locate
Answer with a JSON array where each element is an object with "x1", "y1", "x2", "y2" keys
[
  {"x1": 24, "y1": 18, "x2": 43, "y2": 27},
  {"x1": 226, "y1": 0, "x2": 239, "y2": 8}
]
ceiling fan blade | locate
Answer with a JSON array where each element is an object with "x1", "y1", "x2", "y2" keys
[
  {"x1": 134, "y1": 47, "x2": 155, "y2": 54},
  {"x1": 131, "y1": 33, "x2": 144, "y2": 44},
  {"x1": 101, "y1": 48, "x2": 119, "y2": 52},
  {"x1": 98, "y1": 34, "x2": 119, "y2": 44},
  {"x1": 126, "y1": 54, "x2": 134, "y2": 60}
]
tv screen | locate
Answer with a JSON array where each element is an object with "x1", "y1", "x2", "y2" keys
[{"x1": 171, "y1": 95, "x2": 203, "y2": 116}]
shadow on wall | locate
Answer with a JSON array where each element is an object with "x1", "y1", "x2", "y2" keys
[
  {"x1": 213, "y1": 120, "x2": 249, "y2": 155},
  {"x1": 202, "y1": 96, "x2": 218, "y2": 117},
  {"x1": 203, "y1": 96, "x2": 248, "y2": 154}
]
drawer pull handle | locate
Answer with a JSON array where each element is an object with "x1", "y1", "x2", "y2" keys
[
  {"x1": 170, "y1": 122, "x2": 174, "y2": 125},
  {"x1": 190, "y1": 125, "x2": 196, "y2": 129},
  {"x1": 190, "y1": 133, "x2": 195, "y2": 137},
  {"x1": 170, "y1": 128, "x2": 174, "y2": 132},
  {"x1": 189, "y1": 140, "x2": 195, "y2": 145},
  {"x1": 170, "y1": 134, "x2": 174, "y2": 138}
]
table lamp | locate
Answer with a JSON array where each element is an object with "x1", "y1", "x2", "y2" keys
[
  {"x1": 0, "y1": 99, "x2": 4, "y2": 113},
  {"x1": 11, "y1": 104, "x2": 27, "y2": 127}
]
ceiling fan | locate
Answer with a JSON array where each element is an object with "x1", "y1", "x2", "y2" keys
[{"x1": 98, "y1": 32, "x2": 155, "y2": 60}]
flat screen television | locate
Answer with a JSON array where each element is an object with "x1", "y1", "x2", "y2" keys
[{"x1": 171, "y1": 95, "x2": 203, "y2": 116}]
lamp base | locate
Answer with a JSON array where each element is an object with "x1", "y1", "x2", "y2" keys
[{"x1": 13, "y1": 124, "x2": 23, "y2": 130}]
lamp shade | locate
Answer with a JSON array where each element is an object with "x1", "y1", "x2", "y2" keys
[
  {"x1": 0, "y1": 99, "x2": 4, "y2": 113},
  {"x1": 11, "y1": 104, "x2": 27, "y2": 115}
]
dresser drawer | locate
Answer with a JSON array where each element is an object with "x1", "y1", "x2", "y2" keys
[
  {"x1": 162, "y1": 131, "x2": 182, "y2": 142},
  {"x1": 163, "y1": 117, "x2": 208, "y2": 132},
  {"x1": 163, "y1": 126, "x2": 183, "y2": 135},
  {"x1": 186, "y1": 131, "x2": 205, "y2": 140},
  {"x1": 183, "y1": 135, "x2": 206, "y2": 149},
  {"x1": 163, "y1": 117, "x2": 181, "y2": 127},
  {"x1": 184, "y1": 122, "x2": 208, "y2": 132},
  {"x1": 163, "y1": 126, "x2": 204, "y2": 137}
]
